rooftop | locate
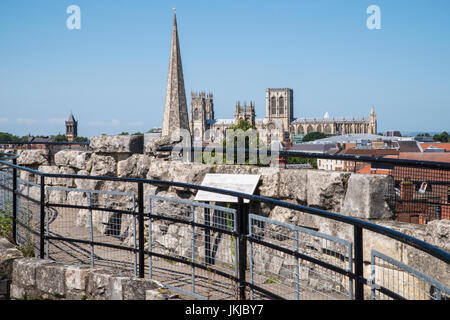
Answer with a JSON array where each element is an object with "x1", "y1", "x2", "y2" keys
[
  {"x1": 339, "y1": 148, "x2": 400, "y2": 157},
  {"x1": 384, "y1": 152, "x2": 450, "y2": 163},
  {"x1": 306, "y1": 134, "x2": 397, "y2": 144},
  {"x1": 290, "y1": 143, "x2": 338, "y2": 154},
  {"x1": 419, "y1": 143, "x2": 450, "y2": 152},
  {"x1": 292, "y1": 117, "x2": 369, "y2": 124}
]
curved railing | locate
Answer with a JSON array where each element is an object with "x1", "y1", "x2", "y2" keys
[{"x1": 0, "y1": 151, "x2": 449, "y2": 300}]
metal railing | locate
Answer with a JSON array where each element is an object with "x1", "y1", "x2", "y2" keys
[
  {"x1": 158, "y1": 146, "x2": 450, "y2": 225},
  {"x1": 1, "y1": 151, "x2": 449, "y2": 300}
]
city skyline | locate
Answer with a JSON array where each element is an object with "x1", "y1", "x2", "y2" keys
[{"x1": 1, "y1": 0, "x2": 449, "y2": 138}]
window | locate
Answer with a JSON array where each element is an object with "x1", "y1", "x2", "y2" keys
[
  {"x1": 193, "y1": 108, "x2": 200, "y2": 121},
  {"x1": 194, "y1": 128, "x2": 200, "y2": 138},
  {"x1": 278, "y1": 96, "x2": 284, "y2": 115},
  {"x1": 271, "y1": 97, "x2": 277, "y2": 115}
]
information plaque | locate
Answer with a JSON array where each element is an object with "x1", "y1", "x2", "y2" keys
[{"x1": 194, "y1": 174, "x2": 260, "y2": 203}]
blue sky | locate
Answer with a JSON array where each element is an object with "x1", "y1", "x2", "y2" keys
[{"x1": 0, "y1": 0, "x2": 449, "y2": 138}]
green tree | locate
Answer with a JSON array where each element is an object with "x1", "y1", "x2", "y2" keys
[
  {"x1": 74, "y1": 136, "x2": 89, "y2": 142},
  {"x1": 416, "y1": 133, "x2": 431, "y2": 137},
  {"x1": 53, "y1": 134, "x2": 68, "y2": 142},
  {"x1": 287, "y1": 157, "x2": 317, "y2": 169},
  {"x1": 433, "y1": 131, "x2": 449, "y2": 143},
  {"x1": 221, "y1": 120, "x2": 266, "y2": 165},
  {"x1": 302, "y1": 132, "x2": 326, "y2": 142},
  {"x1": 0, "y1": 132, "x2": 23, "y2": 141}
]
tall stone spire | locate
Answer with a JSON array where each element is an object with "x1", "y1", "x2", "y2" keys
[{"x1": 161, "y1": 12, "x2": 190, "y2": 138}]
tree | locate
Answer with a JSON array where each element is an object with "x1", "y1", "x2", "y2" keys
[
  {"x1": 433, "y1": 131, "x2": 449, "y2": 143},
  {"x1": 53, "y1": 134, "x2": 68, "y2": 142},
  {"x1": 288, "y1": 156, "x2": 317, "y2": 169},
  {"x1": 0, "y1": 132, "x2": 22, "y2": 141},
  {"x1": 220, "y1": 120, "x2": 266, "y2": 165},
  {"x1": 416, "y1": 133, "x2": 431, "y2": 137},
  {"x1": 302, "y1": 132, "x2": 326, "y2": 142},
  {"x1": 74, "y1": 136, "x2": 89, "y2": 142}
]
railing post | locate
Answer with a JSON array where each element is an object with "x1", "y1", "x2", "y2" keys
[
  {"x1": 12, "y1": 158, "x2": 17, "y2": 244},
  {"x1": 237, "y1": 197, "x2": 248, "y2": 300},
  {"x1": 39, "y1": 175, "x2": 45, "y2": 259},
  {"x1": 138, "y1": 182, "x2": 145, "y2": 278},
  {"x1": 204, "y1": 206, "x2": 213, "y2": 266},
  {"x1": 354, "y1": 225, "x2": 364, "y2": 300}
]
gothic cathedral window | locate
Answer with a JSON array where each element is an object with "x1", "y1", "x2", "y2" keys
[
  {"x1": 271, "y1": 97, "x2": 277, "y2": 115},
  {"x1": 278, "y1": 97, "x2": 284, "y2": 115},
  {"x1": 193, "y1": 108, "x2": 200, "y2": 121}
]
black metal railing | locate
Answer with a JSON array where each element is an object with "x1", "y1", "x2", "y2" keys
[
  {"x1": 1, "y1": 150, "x2": 450, "y2": 300},
  {"x1": 158, "y1": 146, "x2": 450, "y2": 225}
]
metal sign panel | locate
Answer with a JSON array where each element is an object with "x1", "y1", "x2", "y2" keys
[{"x1": 195, "y1": 174, "x2": 260, "y2": 203}]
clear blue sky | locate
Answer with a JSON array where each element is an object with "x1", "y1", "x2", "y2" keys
[{"x1": 1, "y1": 0, "x2": 449, "y2": 138}]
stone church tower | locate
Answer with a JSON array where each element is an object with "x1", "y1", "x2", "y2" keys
[
  {"x1": 161, "y1": 13, "x2": 190, "y2": 138},
  {"x1": 235, "y1": 101, "x2": 255, "y2": 126},
  {"x1": 190, "y1": 91, "x2": 214, "y2": 141},
  {"x1": 65, "y1": 112, "x2": 78, "y2": 142},
  {"x1": 266, "y1": 88, "x2": 294, "y2": 136}
]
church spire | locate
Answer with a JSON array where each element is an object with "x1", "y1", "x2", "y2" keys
[{"x1": 161, "y1": 11, "x2": 190, "y2": 138}]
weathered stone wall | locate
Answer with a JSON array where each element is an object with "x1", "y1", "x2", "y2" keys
[
  {"x1": 2, "y1": 136, "x2": 449, "y2": 299},
  {"x1": 0, "y1": 238, "x2": 169, "y2": 300}
]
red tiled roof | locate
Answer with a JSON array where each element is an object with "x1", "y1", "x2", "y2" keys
[
  {"x1": 385, "y1": 152, "x2": 450, "y2": 163},
  {"x1": 339, "y1": 148, "x2": 399, "y2": 157},
  {"x1": 420, "y1": 143, "x2": 450, "y2": 152}
]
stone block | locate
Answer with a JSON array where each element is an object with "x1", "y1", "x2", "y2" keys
[
  {"x1": 86, "y1": 153, "x2": 117, "y2": 177},
  {"x1": 0, "y1": 239, "x2": 23, "y2": 278},
  {"x1": 146, "y1": 160, "x2": 172, "y2": 180},
  {"x1": 75, "y1": 170, "x2": 101, "y2": 190},
  {"x1": 306, "y1": 170, "x2": 350, "y2": 212},
  {"x1": 86, "y1": 269, "x2": 114, "y2": 300},
  {"x1": 35, "y1": 262, "x2": 67, "y2": 296},
  {"x1": 12, "y1": 258, "x2": 52, "y2": 288},
  {"x1": 120, "y1": 277, "x2": 163, "y2": 300},
  {"x1": 278, "y1": 169, "x2": 307, "y2": 202},
  {"x1": 54, "y1": 150, "x2": 92, "y2": 170},
  {"x1": 9, "y1": 284, "x2": 25, "y2": 299},
  {"x1": 17, "y1": 150, "x2": 49, "y2": 166},
  {"x1": 426, "y1": 219, "x2": 450, "y2": 251},
  {"x1": 146, "y1": 289, "x2": 168, "y2": 300},
  {"x1": 90, "y1": 135, "x2": 144, "y2": 154},
  {"x1": 341, "y1": 173, "x2": 394, "y2": 219},
  {"x1": 256, "y1": 167, "x2": 280, "y2": 198},
  {"x1": 65, "y1": 265, "x2": 90, "y2": 291},
  {"x1": 38, "y1": 165, "x2": 75, "y2": 187},
  {"x1": 19, "y1": 170, "x2": 39, "y2": 185},
  {"x1": 167, "y1": 162, "x2": 214, "y2": 191},
  {"x1": 117, "y1": 154, "x2": 152, "y2": 178}
]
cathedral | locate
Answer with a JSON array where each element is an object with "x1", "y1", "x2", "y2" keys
[{"x1": 161, "y1": 13, "x2": 377, "y2": 145}]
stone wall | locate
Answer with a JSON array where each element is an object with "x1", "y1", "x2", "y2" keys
[
  {"x1": 2, "y1": 136, "x2": 449, "y2": 299},
  {"x1": 0, "y1": 237, "x2": 169, "y2": 300}
]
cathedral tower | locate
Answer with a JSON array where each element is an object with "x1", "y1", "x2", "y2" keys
[
  {"x1": 265, "y1": 88, "x2": 294, "y2": 135},
  {"x1": 161, "y1": 12, "x2": 190, "y2": 138},
  {"x1": 190, "y1": 91, "x2": 214, "y2": 141}
]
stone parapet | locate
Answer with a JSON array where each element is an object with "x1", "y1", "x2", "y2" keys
[{"x1": 90, "y1": 135, "x2": 144, "y2": 154}]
